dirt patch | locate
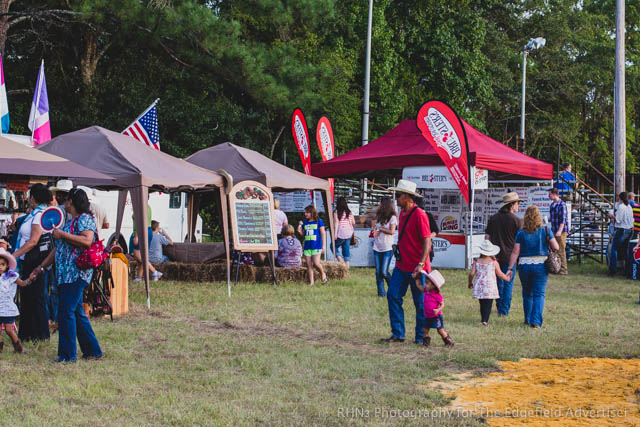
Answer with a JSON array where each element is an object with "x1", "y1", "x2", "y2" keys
[{"x1": 433, "y1": 358, "x2": 640, "y2": 426}]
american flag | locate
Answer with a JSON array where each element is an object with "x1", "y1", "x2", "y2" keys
[{"x1": 123, "y1": 100, "x2": 160, "y2": 150}]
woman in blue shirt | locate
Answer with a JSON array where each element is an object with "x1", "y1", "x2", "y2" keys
[{"x1": 507, "y1": 206, "x2": 559, "y2": 328}]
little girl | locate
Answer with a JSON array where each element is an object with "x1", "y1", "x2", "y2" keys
[
  {"x1": 0, "y1": 248, "x2": 32, "y2": 353},
  {"x1": 468, "y1": 240, "x2": 509, "y2": 326},
  {"x1": 297, "y1": 205, "x2": 327, "y2": 285},
  {"x1": 415, "y1": 269, "x2": 454, "y2": 347}
]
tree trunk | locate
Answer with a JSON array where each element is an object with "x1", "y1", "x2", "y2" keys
[
  {"x1": 80, "y1": 32, "x2": 99, "y2": 87},
  {"x1": 0, "y1": 0, "x2": 13, "y2": 57}
]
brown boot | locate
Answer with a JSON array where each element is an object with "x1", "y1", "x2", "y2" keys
[
  {"x1": 12, "y1": 339, "x2": 23, "y2": 353},
  {"x1": 0, "y1": 341, "x2": 3, "y2": 352},
  {"x1": 442, "y1": 335, "x2": 454, "y2": 347},
  {"x1": 422, "y1": 336, "x2": 431, "y2": 347}
]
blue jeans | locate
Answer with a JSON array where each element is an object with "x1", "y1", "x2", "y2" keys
[
  {"x1": 58, "y1": 279, "x2": 102, "y2": 362},
  {"x1": 333, "y1": 238, "x2": 351, "y2": 262},
  {"x1": 609, "y1": 228, "x2": 632, "y2": 274},
  {"x1": 373, "y1": 250, "x2": 393, "y2": 297},
  {"x1": 496, "y1": 262, "x2": 516, "y2": 315},
  {"x1": 386, "y1": 268, "x2": 425, "y2": 342},
  {"x1": 518, "y1": 263, "x2": 548, "y2": 327}
]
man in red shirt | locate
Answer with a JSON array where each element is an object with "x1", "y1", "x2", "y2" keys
[{"x1": 381, "y1": 180, "x2": 432, "y2": 344}]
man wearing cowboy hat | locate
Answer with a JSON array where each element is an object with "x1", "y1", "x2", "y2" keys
[
  {"x1": 485, "y1": 191, "x2": 522, "y2": 317},
  {"x1": 50, "y1": 179, "x2": 73, "y2": 221},
  {"x1": 381, "y1": 179, "x2": 432, "y2": 344}
]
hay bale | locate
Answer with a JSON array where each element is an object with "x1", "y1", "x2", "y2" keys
[{"x1": 129, "y1": 260, "x2": 347, "y2": 283}]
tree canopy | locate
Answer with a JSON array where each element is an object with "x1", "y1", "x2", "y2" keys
[{"x1": 2, "y1": 0, "x2": 638, "y2": 179}]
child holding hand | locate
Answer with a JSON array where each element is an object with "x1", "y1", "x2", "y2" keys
[
  {"x1": 0, "y1": 248, "x2": 31, "y2": 353},
  {"x1": 468, "y1": 240, "x2": 510, "y2": 326},
  {"x1": 415, "y1": 269, "x2": 454, "y2": 347}
]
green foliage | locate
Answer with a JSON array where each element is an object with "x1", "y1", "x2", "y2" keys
[{"x1": 3, "y1": 0, "x2": 639, "y2": 182}]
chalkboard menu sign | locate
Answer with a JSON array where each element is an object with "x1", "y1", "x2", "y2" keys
[{"x1": 229, "y1": 181, "x2": 278, "y2": 251}]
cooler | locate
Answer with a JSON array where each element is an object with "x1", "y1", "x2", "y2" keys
[{"x1": 626, "y1": 240, "x2": 640, "y2": 280}]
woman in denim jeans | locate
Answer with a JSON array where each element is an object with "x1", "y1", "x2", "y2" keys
[
  {"x1": 31, "y1": 189, "x2": 102, "y2": 362},
  {"x1": 333, "y1": 197, "x2": 355, "y2": 268},
  {"x1": 507, "y1": 206, "x2": 558, "y2": 328},
  {"x1": 372, "y1": 198, "x2": 397, "y2": 297},
  {"x1": 608, "y1": 192, "x2": 634, "y2": 276}
]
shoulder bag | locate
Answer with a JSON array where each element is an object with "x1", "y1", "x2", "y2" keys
[
  {"x1": 71, "y1": 214, "x2": 108, "y2": 270},
  {"x1": 392, "y1": 206, "x2": 418, "y2": 263},
  {"x1": 23, "y1": 209, "x2": 53, "y2": 268},
  {"x1": 544, "y1": 226, "x2": 562, "y2": 274}
]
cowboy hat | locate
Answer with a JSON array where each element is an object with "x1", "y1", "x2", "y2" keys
[
  {"x1": 476, "y1": 239, "x2": 500, "y2": 257},
  {"x1": 388, "y1": 179, "x2": 422, "y2": 198},
  {"x1": 500, "y1": 192, "x2": 521, "y2": 209},
  {"x1": 420, "y1": 269, "x2": 445, "y2": 289},
  {"x1": 49, "y1": 179, "x2": 73, "y2": 194},
  {"x1": 0, "y1": 248, "x2": 17, "y2": 271}
]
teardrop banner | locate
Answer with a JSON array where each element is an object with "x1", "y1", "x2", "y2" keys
[
  {"x1": 416, "y1": 100, "x2": 471, "y2": 206},
  {"x1": 291, "y1": 108, "x2": 311, "y2": 175},
  {"x1": 315, "y1": 116, "x2": 335, "y2": 202}
]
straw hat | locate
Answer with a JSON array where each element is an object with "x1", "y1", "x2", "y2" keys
[
  {"x1": 500, "y1": 192, "x2": 521, "y2": 209},
  {"x1": 477, "y1": 239, "x2": 500, "y2": 257},
  {"x1": 0, "y1": 248, "x2": 17, "y2": 271},
  {"x1": 420, "y1": 269, "x2": 445, "y2": 289},
  {"x1": 49, "y1": 179, "x2": 73, "y2": 194},
  {"x1": 388, "y1": 179, "x2": 421, "y2": 198}
]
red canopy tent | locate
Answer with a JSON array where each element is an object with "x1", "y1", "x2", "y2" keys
[{"x1": 311, "y1": 119, "x2": 553, "y2": 179}]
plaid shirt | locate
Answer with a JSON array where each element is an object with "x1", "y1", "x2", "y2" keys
[{"x1": 549, "y1": 199, "x2": 568, "y2": 235}]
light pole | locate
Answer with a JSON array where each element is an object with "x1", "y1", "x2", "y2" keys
[
  {"x1": 362, "y1": 0, "x2": 373, "y2": 147},
  {"x1": 520, "y1": 37, "x2": 546, "y2": 152}
]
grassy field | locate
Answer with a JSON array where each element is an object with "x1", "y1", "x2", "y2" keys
[{"x1": 1, "y1": 261, "x2": 639, "y2": 426}]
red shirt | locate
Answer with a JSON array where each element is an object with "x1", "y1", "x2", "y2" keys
[{"x1": 396, "y1": 205, "x2": 431, "y2": 272}]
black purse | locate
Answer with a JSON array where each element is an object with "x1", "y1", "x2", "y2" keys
[
  {"x1": 392, "y1": 206, "x2": 418, "y2": 263},
  {"x1": 23, "y1": 232, "x2": 53, "y2": 267}
]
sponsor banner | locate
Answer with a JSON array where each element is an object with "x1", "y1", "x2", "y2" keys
[
  {"x1": 416, "y1": 100, "x2": 471, "y2": 205},
  {"x1": 528, "y1": 186, "x2": 552, "y2": 220},
  {"x1": 403, "y1": 166, "x2": 488, "y2": 190},
  {"x1": 291, "y1": 108, "x2": 311, "y2": 175},
  {"x1": 437, "y1": 214, "x2": 461, "y2": 232},
  {"x1": 274, "y1": 191, "x2": 325, "y2": 213},
  {"x1": 316, "y1": 116, "x2": 335, "y2": 202}
]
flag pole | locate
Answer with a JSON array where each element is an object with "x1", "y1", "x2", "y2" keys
[
  {"x1": 123, "y1": 98, "x2": 159, "y2": 132},
  {"x1": 31, "y1": 60, "x2": 44, "y2": 145}
]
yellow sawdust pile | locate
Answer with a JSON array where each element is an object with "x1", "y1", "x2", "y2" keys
[{"x1": 447, "y1": 358, "x2": 640, "y2": 426}]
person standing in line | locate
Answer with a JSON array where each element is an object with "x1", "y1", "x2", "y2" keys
[
  {"x1": 273, "y1": 198, "x2": 288, "y2": 240},
  {"x1": 627, "y1": 192, "x2": 640, "y2": 239},
  {"x1": 468, "y1": 240, "x2": 510, "y2": 326},
  {"x1": 380, "y1": 180, "x2": 431, "y2": 344},
  {"x1": 372, "y1": 197, "x2": 397, "y2": 297},
  {"x1": 548, "y1": 188, "x2": 569, "y2": 275},
  {"x1": 333, "y1": 197, "x2": 355, "y2": 269},
  {"x1": 484, "y1": 192, "x2": 521, "y2": 316},
  {"x1": 608, "y1": 192, "x2": 634, "y2": 276}
]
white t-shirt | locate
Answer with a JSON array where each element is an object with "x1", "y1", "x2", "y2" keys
[
  {"x1": 91, "y1": 202, "x2": 109, "y2": 239},
  {"x1": 18, "y1": 208, "x2": 48, "y2": 259},
  {"x1": 615, "y1": 203, "x2": 634, "y2": 229},
  {"x1": 373, "y1": 215, "x2": 397, "y2": 252},
  {"x1": 0, "y1": 271, "x2": 19, "y2": 317},
  {"x1": 273, "y1": 209, "x2": 288, "y2": 235}
]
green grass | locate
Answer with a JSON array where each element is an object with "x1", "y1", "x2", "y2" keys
[{"x1": 1, "y1": 261, "x2": 638, "y2": 426}]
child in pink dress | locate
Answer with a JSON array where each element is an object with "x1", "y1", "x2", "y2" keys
[
  {"x1": 468, "y1": 240, "x2": 510, "y2": 326},
  {"x1": 415, "y1": 269, "x2": 454, "y2": 348}
]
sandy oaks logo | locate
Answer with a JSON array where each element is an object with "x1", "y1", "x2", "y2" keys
[
  {"x1": 294, "y1": 116, "x2": 309, "y2": 158},
  {"x1": 424, "y1": 108, "x2": 462, "y2": 160},
  {"x1": 318, "y1": 122, "x2": 333, "y2": 160}
]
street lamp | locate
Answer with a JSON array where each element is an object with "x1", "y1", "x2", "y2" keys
[{"x1": 520, "y1": 37, "x2": 546, "y2": 148}]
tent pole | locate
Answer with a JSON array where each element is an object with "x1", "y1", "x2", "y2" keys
[
  {"x1": 467, "y1": 167, "x2": 476, "y2": 270},
  {"x1": 115, "y1": 189, "x2": 128, "y2": 243},
  {"x1": 131, "y1": 185, "x2": 151, "y2": 309},
  {"x1": 322, "y1": 190, "x2": 336, "y2": 261},
  {"x1": 219, "y1": 186, "x2": 232, "y2": 297}
]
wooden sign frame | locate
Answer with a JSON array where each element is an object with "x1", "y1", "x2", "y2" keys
[{"x1": 228, "y1": 180, "x2": 278, "y2": 252}]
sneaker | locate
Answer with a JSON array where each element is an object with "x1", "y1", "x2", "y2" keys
[
  {"x1": 134, "y1": 277, "x2": 142, "y2": 282},
  {"x1": 152, "y1": 271, "x2": 163, "y2": 281}
]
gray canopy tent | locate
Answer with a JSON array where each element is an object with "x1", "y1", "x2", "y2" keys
[
  {"x1": 0, "y1": 135, "x2": 114, "y2": 181},
  {"x1": 37, "y1": 126, "x2": 225, "y2": 307},
  {"x1": 185, "y1": 142, "x2": 336, "y2": 261}
]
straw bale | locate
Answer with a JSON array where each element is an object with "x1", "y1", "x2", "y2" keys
[{"x1": 129, "y1": 260, "x2": 347, "y2": 283}]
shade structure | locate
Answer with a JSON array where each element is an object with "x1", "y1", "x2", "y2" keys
[
  {"x1": 0, "y1": 135, "x2": 113, "y2": 181},
  {"x1": 186, "y1": 142, "x2": 336, "y2": 260},
  {"x1": 311, "y1": 120, "x2": 553, "y2": 180},
  {"x1": 37, "y1": 126, "x2": 225, "y2": 307},
  {"x1": 186, "y1": 142, "x2": 330, "y2": 192}
]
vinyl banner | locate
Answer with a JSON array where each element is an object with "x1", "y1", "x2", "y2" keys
[
  {"x1": 416, "y1": 100, "x2": 471, "y2": 206},
  {"x1": 315, "y1": 116, "x2": 335, "y2": 201},
  {"x1": 291, "y1": 108, "x2": 311, "y2": 175}
]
